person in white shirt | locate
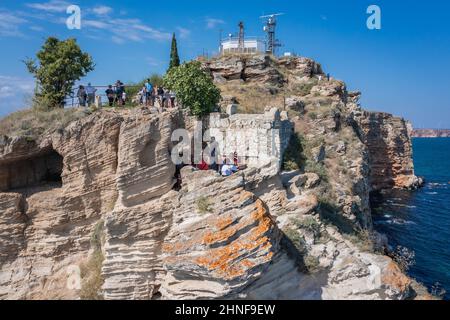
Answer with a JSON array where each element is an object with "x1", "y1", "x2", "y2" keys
[
  {"x1": 221, "y1": 160, "x2": 238, "y2": 177},
  {"x1": 85, "y1": 83, "x2": 97, "y2": 107}
]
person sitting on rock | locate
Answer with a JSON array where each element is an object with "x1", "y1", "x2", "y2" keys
[{"x1": 221, "y1": 159, "x2": 238, "y2": 177}]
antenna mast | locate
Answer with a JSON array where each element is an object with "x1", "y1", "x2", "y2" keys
[
  {"x1": 261, "y1": 13, "x2": 284, "y2": 55},
  {"x1": 238, "y1": 21, "x2": 245, "y2": 53}
]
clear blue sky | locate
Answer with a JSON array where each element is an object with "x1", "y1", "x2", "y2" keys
[{"x1": 1, "y1": 0, "x2": 449, "y2": 128}]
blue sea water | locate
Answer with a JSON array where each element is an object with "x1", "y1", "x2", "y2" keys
[{"x1": 372, "y1": 138, "x2": 450, "y2": 300}]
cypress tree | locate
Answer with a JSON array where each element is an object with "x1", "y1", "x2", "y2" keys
[{"x1": 168, "y1": 33, "x2": 180, "y2": 71}]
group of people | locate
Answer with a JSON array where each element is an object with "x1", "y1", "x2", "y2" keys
[
  {"x1": 174, "y1": 151, "x2": 242, "y2": 190},
  {"x1": 75, "y1": 79, "x2": 176, "y2": 109},
  {"x1": 76, "y1": 83, "x2": 98, "y2": 107},
  {"x1": 105, "y1": 81, "x2": 127, "y2": 107},
  {"x1": 137, "y1": 79, "x2": 176, "y2": 108},
  {"x1": 76, "y1": 81, "x2": 127, "y2": 107},
  {"x1": 197, "y1": 151, "x2": 241, "y2": 177}
]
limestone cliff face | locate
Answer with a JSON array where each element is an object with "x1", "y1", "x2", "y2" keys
[
  {"x1": 0, "y1": 108, "x2": 181, "y2": 299},
  {"x1": 352, "y1": 110, "x2": 423, "y2": 191},
  {"x1": 0, "y1": 54, "x2": 425, "y2": 300},
  {"x1": 0, "y1": 106, "x2": 416, "y2": 300}
]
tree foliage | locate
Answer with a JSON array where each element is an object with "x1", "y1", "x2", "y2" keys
[
  {"x1": 168, "y1": 33, "x2": 180, "y2": 71},
  {"x1": 25, "y1": 37, "x2": 94, "y2": 109},
  {"x1": 164, "y1": 61, "x2": 221, "y2": 117},
  {"x1": 149, "y1": 73, "x2": 164, "y2": 87}
]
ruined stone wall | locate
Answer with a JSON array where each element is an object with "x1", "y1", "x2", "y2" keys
[{"x1": 209, "y1": 108, "x2": 293, "y2": 170}]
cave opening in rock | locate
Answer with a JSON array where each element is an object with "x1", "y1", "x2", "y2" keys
[{"x1": 0, "y1": 148, "x2": 64, "y2": 192}]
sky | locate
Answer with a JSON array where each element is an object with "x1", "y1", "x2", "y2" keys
[{"x1": 0, "y1": 0, "x2": 449, "y2": 128}]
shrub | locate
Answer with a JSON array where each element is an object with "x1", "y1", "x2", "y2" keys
[
  {"x1": 283, "y1": 227, "x2": 307, "y2": 254},
  {"x1": 318, "y1": 198, "x2": 355, "y2": 235},
  {"x1": 293, "y1": 217, "x2": 321, "y2": 236},
  {"x1": 304, "y1": 255, "x2": 320, "y2": 273},
  {"x1": 305, "y1": 160, "x2": 328, "y2": 182},
  {"x1": 308, "y1": 112, "x2": 318, "y2": 120},
  {"x1": 79, "y1": 250, "x2": 104, "y2": 300},
  {"x1": 282, "y1": 133, "x2": 306, "y2": 171},
  {"x1": 196, "y1": 196, "x2": 212, "y2": 214},
  {"x1": 344, "y1": 228, "x2": 375, "y2": 252},
  {"x1": 80, "y1": 220, "x2": 105, "y2": 300},
  {"x1": 292, "y1": 80, "x2": 317, "y2": 96},
  {"x1": 164, "y1": 61, "x2": 221, "y2": 117}
]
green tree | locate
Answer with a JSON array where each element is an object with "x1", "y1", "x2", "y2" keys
[
  {"x1": 164, "y1": 61, "x2": 220, "y2": 117},
  {"x1": 168, "y1": 33, "x2": 180, "y2": 71},
  {"x1": 149, "y1": 73, "x2": 164, "y2": 87},
  {"x1": 25, "y1": 37, "x2": 95, "y2": 109}
]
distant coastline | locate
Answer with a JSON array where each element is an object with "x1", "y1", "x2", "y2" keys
[{"x1": 412, "y1": 129, "x2": 450, "y2": 138}]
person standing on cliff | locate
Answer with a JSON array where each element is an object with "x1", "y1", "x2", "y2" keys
[
  {"x1": 115, "y1": 81, "x2": 125, "y2": 106},
  {"x1": 77, "y1": 85, "x2": 87, "y2": 107},
  {"x1": 145, "y1": 79, "x2": 153, "y2": 107},
  {"x1": 86, "y1": 83, "x2": 97, "y2": 107},
  {"x1": 105, "y1": 85, "x2": 115, "y2": 107}
]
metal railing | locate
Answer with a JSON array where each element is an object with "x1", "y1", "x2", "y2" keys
[{"x1": 64, "y1": 85, "x2": 147, "y2": 108}]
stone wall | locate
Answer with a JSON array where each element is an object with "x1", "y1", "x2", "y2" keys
[{"x1": 208, "y1": 107, "x2": 293, "y2": 171}]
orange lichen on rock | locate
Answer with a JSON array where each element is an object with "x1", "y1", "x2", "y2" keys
[
  {"x1": 381, "y1": 261, "x2": 412, "y2": 293},
  {"x1": 238, "y1": 191, "x2": 254, "y2": 203},
  {"x1": 215, "y1": 216, "x2": 234, "y2": 231},
  {"x1": 194, "y1": 198, "x2": 277, "y2": 280}
]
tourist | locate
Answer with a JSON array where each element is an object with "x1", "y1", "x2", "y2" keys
[
  {"x1": 122, "y1": 90, "x2": 127, "y2": 105},
  {"x1": 163, "y1": 89, "x2": 171, "y2": 108},
  {"x1": 209, "y1": 137, "x2": 219, "y2": 172},
  {"x1": 169, "y1": 90, "x2": 176, "y2": 108},
  {"x1": 77, "y1": 85, "x2": 87, "y2": 107},
  {"x1": 145, "y1": 80, "x2": 153, "y2": 106},
  {"x1": 221, "y1": 160, "x2": 238, "y2": 177},
  {"x1": 105, "y1": 85, "x2": 115, "y2": 107},
  {"x1": 157, "y1": 86, "x2": 165, "y2": 107},
  {"x1": 115, "y1": 81, "x2": 125, "y2": 106},
  {"x1": 86, "y1": 83, "x2": 97, "y2": 106},
  {"x1": 197, "y1": 156, "x2": 209, "y2": 171},
  {"x1": 138, "y1": 85, "x2": 147, "y2": 105},
  {"x1": 233, "y1": 151, "x2": 239, "y2": 167}
]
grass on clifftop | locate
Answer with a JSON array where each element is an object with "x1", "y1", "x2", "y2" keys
[{"x1": 0, "y1": 107, "x2": 87, "y2": 140}]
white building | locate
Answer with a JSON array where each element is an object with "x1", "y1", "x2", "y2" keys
[{"x1": 220, "y1": 36, "x2": 265, "y2": 54}]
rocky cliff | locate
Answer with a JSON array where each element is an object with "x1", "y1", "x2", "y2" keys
[
  {"x1": 412, "y1": 129, "x2": 450, "y2": 138},
  {"x1": 0, "y1": 54, "x2": 427, "y2": 300}
]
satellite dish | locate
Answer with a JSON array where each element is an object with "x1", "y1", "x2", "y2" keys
[{"x1": 260, "y1": 13, "x2": 285, "y2": 19}]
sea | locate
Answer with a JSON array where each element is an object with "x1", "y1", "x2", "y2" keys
[{"x1": 371, "y1": 138, "x2": 450, "y2": 300}]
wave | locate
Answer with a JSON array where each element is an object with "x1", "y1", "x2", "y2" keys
[
  {"x1": 375, "y1": 218, "x2": 416, "y2": 226},
  {"x1": 387, "y1": 203, "x2": 417, "y2": 209}
]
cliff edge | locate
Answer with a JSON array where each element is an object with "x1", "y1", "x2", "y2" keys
[{"x1": 0, "y1": 54, "x2": 427, "y2": 300}]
